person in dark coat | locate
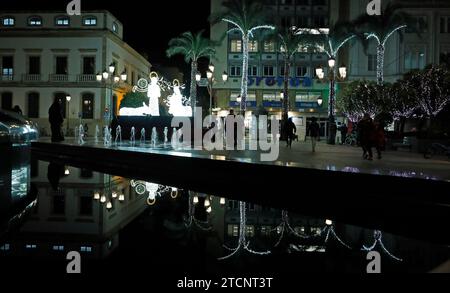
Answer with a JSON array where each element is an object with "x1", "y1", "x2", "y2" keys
[
  {"x1": 309, "y1": 117, "x2": 320, "y2": 152},
  {"x1": 286, "y1": 117, "x2": 297, "y2": 148},
  {"x1": 358, "y1": 113, "x2": 375, "y2": 160},
  {"x1": 374, "y1": 120, "x2": 386, "y2": 160},
  {"x1": 49, "y1": 97, "x2": 65, "y2": 142},
  {"x1": 340, "y1": 123, "x2": 348, "y2": 145},
  {"x1": 12, "y1": 105, "x2": 23, "y2": 116}
]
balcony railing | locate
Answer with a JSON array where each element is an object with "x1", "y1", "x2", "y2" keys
[
  {"x1": 49, "y1": 74, "x2": 69, "y2": 82},
  {"x1": 22, "y1": 74, "x2": 42, "y2": 82},
  {"x1": 0, "y1": 75, "x2": 14, "y2": 82},
  {"x1": 77, "y1": 74, "x2": 96, "y2": 83}
]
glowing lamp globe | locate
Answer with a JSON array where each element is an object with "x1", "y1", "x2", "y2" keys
[
  {"x1": 222, "y1": 71, "x2": 229, "y2": 82},
  {"x1": 328, "y1": 58, "x2": 336, "y2": 68}
]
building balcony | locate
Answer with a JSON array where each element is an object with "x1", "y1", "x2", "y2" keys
[
  {"x1": 22, "y1": 74, "x2": 42, "y2": 82},
  {"x1": 77, "y1": 74, "x2": 97, "y2": 83},
  {"x1": 0, "y1": 75, "x2": 15, "y2": 82},
  {"x1": 49, "y1": 74, "x2": 69, "y2": 82}
]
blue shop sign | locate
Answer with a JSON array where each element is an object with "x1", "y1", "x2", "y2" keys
[
  {"x1": 263, "y1": 101, "x2": 282, "y2": 108},
  {"x1": 248, "y1": 76, "x2": 313, "y2": 88},
  {"x1": 229, "y1": 101, "x2": 257, "y2": 108},
  {"x1": 296, "y1": 101, "x2": 321, "y2": 109}
]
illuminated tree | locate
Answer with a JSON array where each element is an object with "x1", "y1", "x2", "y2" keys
[
  {"x1": 354, "y1": 3, "x2": 417, "y2": 85},
  {"x1": 389, "y1": 79, "x2": 417, "y2": 133},
  {"x1": 337, "y1": 80, "x2": 388, "y2": 122},
  {"x1": 167, "y1": 31, "x2": 216, "y2": 114},
  {"x1": 211, "y1": 0, "x2": 274, "y2": 113}
]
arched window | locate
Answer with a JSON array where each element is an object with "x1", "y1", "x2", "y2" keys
[
  {"x1": 81, "y1": 93, "x2": 94, "y2": 119},
  {"x1": 55, "y1": 16, "x2": 70, "y2": 26},
  {"x1": 28, "y1": 16, "x2": 42, "y2": 26},
  {"x1": 2, "y1": 16, "x2": 15, "y2": 26},
  {"x1": 82, "y1": 16, "x2": 97, "y2": 26},
  {"x1": 27, "y1": 92, "x2": 40, "y2": 118}
]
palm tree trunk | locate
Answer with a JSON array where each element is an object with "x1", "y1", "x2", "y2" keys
[
  {"x1": 376, "y1": 44, "x2": 385, "y2": 85},
  {"x1": 240, "y1": 34, "x2": 249, "y2": 114},
  {"x1": 281, "y1": 57, "x2": 290, "y2": 141},
  {"x1": 190, "y1": 60, "x2": 198, "y2": 114}
]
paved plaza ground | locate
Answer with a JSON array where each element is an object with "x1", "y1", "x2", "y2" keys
[{"x1": 38, "y1": 137, "x2": 450, "y2": 182}]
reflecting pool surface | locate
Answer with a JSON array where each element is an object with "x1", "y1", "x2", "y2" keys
[{"x1": 1, "y1": 159, "x2": 449, "y2": 275}]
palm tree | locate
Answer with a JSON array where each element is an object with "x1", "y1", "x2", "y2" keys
[
  {"x1": 211, "y1": 0, "x2": 274, "y2": 113},
  {"x1": 304, "y1": 22, "x2": 356, "y2": 143},
  {"x1": 167, "y1": 31, "x2": 216, "y2": 114},
  {"x1": 354, "y1": 3, "x2": 417, "y2": 85},
  {"x1": 273, "y1": 27, "x2": 315, "y2": 140}
]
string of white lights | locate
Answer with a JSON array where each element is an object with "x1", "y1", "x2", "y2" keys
[{"x1": 362, "y1": 230, "x2": 403, "y2": 262}]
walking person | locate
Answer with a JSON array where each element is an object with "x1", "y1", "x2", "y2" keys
[
  {"x1": 12, "y1": 105, "x2": 23, "y2": 116},
  {"x1": 49, "y1": 97, "x2": 65, "y2": 142},
  {"x1": 374, "y1": 120, "x2": 385, "y2": 160},
  {"x1": 358, "y1": 113, "x2": 375, "y2": 160},
  {"x1": 309, "y1": 117, "x2": 320, "y2": 153},
  {"x1": 336, "y1": 122, "x2": 342, "y2": 144},
  {"x1": 340, "y1": 123, "x2": 348, "y2": 145},
  {"x1": 286, "y1": 117, "x2": 297, "y2": 148}
]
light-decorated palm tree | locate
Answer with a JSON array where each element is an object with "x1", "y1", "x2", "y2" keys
[
  {"x1": 354, "y1": 3, "x2": 417, "y2": 85},
  {"x1": 211, "y1": 0, "x2": 274, "y2": 113},
  {"x1": 271, "y1": 27, "x2": 316, "y2": 140},
  {"x1": 167, "y1": 31, "x2": 216, "y2": 114},
  {"x1": 301, "y1": 22, "x2": 356, "y2": 143}
]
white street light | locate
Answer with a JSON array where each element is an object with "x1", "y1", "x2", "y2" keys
[
  {"x1": 102, "y1": 70, "x2": 109, "y2": 80},
  {"x1": 317, "y1": 96, "x2": 323, "y2": 106},
  {"x1": 120, "y1": 70, "x2": 127, "y2": 82},
  {"x1": 209, "y1": 63, "x2": 215, "y2": 73},
  {"x1": 328, "y1": 58, "x2": 336, "y2": 68},
  {"x1": 195, "y1": 72, "x2": 201, "y2": 82},
  {"x1": 96, "y1": 72, "x2": 102, "y2": 81},
  {"x1": 113, "y1": 76, "x2": 120, "y2": 83},
  {"x1": 94, "y1": 192, "x2": 100, "y2": 200},
  {"x1": 222, "y1": 71, "x2": 228, "y2": 82},
  {"x1": 339, "y1": 66, "x2": 347, "y2": 79},
  {"x1": 66, "y1": 95, "x2": 71, "y2": 102},
  {"x1": 316, "y1": 67, "x2": 324, "y2": 80},
  {"x1": 206, "y1": 70, "x2": 213, "y2": 80},
  {"x1": 108, "y1": 62, "x2": 115, "y2": 74}
]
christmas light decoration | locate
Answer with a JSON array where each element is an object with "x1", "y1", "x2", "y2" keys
[
  {"x1": 273, "y1": 210, "x2": 310, "y2": 247},
  {"x1": 322, "y1": 220, "x2": 352, "y2": 250},
  {"x1": 362, "y1": 230, "x2": 402, "y2": 261},
  {"x1": 222, "y1": 18, "x2": 274, "y2": 112},
  {"x1": 218, "y1": 201, "x2": 271, "y2": 261},
  {"x1": 167, "y1": 79, "x2": 192, "y2": 117}
]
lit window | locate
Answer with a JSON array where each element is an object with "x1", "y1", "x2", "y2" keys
[
  {"x1": 230, "y1": 40, "x2": 242, "y2": 52},
  {"x1": 26, "y1": 244, "x2": 37, "y2": 249},
  {"x1": 246, "y1": 226, "x2": 255, "y2": 237},
  {"x1": 80, "y1": 246, "x2": 92, "y2": 252},
  {"x1": 55, "y1": 17, "x2": 70, "y2": 26},
  {"x1": 52, "y1": 245, "x2": 64, "y2": 251},
  {"x1": 249, "y1": 40, "x2": 258, "y2": 52},
  {"x1": 0, "y1": 244, "x2": 10, "y2": 251},
  {"x1": 2, "y1": 17, "x2": 15, "y2": 26},
  {"x1": 83, "y1": 17, "x2": 97, "y2": 26},
  {"x1": 227, "y1": 225, "x2": 239, "y2": 237},
  {"x1": 264, "y1": 41, "x2": 275, "y2": 52},
  {"x1": 28, "y1": 17, "x2": 42, "y2": 26}
]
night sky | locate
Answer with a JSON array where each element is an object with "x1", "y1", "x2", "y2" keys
[{"x1": 1, "y1": 0, "x2": 211, "y2": 72}]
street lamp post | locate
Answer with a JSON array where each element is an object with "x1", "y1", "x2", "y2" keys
[
  {"x1": 66, "y1": 95, "x2": 71, "y2": 134},
  {"x1": 316, "y1": 59, "x2": 347, "y2": 145},
  {"x1": 96, "y1": 63, "x2": 127, "y2": 126},
  {"x1": 199, "y1": 64, "x2": 228, "y2": 123}
]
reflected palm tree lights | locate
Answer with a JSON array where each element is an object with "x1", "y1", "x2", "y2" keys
[
  {"x1": 184, "y1": 193, "x2": 212, "y2": 231},
  {"x1": 274, "y1": 210, "x2": 310, "y2": 247},
  {"x1": 362, "y1": 230, "x2": 402, "y2": 262},
  {"x1": 218, "y1": 202, "x2": 271, "y2": 261},
  {"x1": 322, "y1": 219, "x2": 352, "y2": 250}
]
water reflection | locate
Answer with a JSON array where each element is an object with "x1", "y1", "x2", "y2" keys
[{"x1": 0, "y1": 160, "x2": 449, "y2": 273}]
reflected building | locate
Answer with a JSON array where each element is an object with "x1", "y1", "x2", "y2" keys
[{"x1": 0, "y1": 161, "x2": 147, "y2": 259}]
